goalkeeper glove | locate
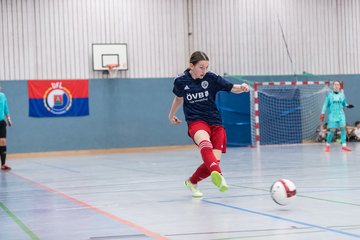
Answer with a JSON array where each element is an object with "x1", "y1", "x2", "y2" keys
[
  {"x1": 347, "y1": 104, "x2": 354, "y2": 108},
  {"x1": 320, "y1": 114, "x2": 325, "y2": 122}
]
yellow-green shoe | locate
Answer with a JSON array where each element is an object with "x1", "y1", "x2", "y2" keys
[
  {"x1": 210, "y1": 171, "x2": 229, "y2": 192},
  {"x1": 185, "y1": 179, "x2": 203, "y2": 198}
]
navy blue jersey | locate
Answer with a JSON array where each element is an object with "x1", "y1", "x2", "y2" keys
[{"x1": 173, "y1": 70, "x2": 233, "y2": 125}]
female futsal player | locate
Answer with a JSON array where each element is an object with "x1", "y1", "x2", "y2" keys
[
  {"x1": 168, "y1": 51, "x2": 249, "y2": 197},
  {"x1": 320, "y1": 80, "x2": 354, "y2": 152},
  {"x1": 0, "y1": 89, "x2": 12, "y2": 170}
]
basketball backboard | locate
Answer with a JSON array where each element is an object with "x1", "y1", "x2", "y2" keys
[{"x1": 92, "y1": 43, "x2": 128, "y2": 71}]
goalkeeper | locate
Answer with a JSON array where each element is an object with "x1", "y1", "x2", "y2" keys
[{"x1": 320, "y1": 80, "x2": 354, "y2": 152}]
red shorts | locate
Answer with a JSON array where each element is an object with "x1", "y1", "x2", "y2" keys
[{"x1": 188, "y1": 120, "x2": 227, "y2": 153}]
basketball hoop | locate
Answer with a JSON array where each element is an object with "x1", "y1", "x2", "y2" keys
[{"x1": 106, "y1": 64, "x2": 120, "y2": 78}]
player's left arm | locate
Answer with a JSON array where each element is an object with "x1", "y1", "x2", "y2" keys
[
  {"x1": 343, "y1": 94, "x2": 354, "y2": 108},
  {"x1": 213, "y1": 73, "x2": 249, "y2": 94},
  {"x1": 5, "y1": 114, "x2": 12, "y2": 126},
  {"x1": 231, "y1": 83, "x2": 250, "y2": 94}
]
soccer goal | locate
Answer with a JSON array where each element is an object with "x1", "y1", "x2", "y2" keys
[{"x1": 251, "y1": 81, "x2": 336, "y2": 146}]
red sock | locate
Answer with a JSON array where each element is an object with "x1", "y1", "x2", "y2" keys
[
  {"x1": 190, "y1": 163, "x2": 210, "y2": 184},
  {"x1": 198, "y1": 140, "x2": 221, "y2": 173}
]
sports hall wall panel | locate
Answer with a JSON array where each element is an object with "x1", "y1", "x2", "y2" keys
[
  {"x1": 1, "y1": 0, "x2": 360, "y2": 153},
  {"x1": 0, "y1": 0, "x2": 188, "y2": 80},
  {"x1": 1, "y1": 74, "x2": 359, "y2": 154},
  {"x1": 1, "y1": 78, "x2": 192, "y2": 154},
  {"x1": 192, "y1": 0, "x2": 360, "y2": 75},
  {"x1": 1, "y1": 0, "x2": 360, "y2": 80}
]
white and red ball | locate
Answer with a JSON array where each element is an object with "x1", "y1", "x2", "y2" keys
[{"x1": 270, "y1": 179, "x2": 296, "y2": 205}]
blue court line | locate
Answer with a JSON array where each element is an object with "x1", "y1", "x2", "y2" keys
[
  {"x1": 230, "y1": 185, "x2": 360, "y2": 206},
  {"x1": 202, "y1": 199, "x2": 360, "y2": 239}
]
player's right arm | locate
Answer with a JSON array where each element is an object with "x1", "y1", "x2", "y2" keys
[
  {"x1": 320, "y1": 94, "x2": 330, "y2": 122},
  {"x1": 3, "y1": 95, "x2": 11, "y2": 126},
  {"x1": 168, "y1": 96, "x2": 183, "y2": 125}
]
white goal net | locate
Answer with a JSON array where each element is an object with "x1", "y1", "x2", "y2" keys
[{"x1": 251, "y1": 81, "x2": 334, "y2": 146}]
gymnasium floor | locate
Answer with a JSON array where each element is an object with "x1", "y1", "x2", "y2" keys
[{"x1": 1, "y1": 143, "x2": 359, "y2": 240}]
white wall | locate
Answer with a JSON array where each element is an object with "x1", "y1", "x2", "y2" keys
[
  {"x1": 1, "y1": 0, "x2": 360, "y2": 80},
  {"x1": 0, "y1": 0, "x2": 188, "y2": 80},
  {"x1": 192, "y1": 0, "x2": 360, "y2": 75}
]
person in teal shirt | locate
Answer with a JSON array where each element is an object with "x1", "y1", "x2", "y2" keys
[
  {"x1": 0, "y1": 90, "x2": 12, "y2": 170},
  {"x1": 320, "y1": 80, "x2": 354, "y2": 152}
]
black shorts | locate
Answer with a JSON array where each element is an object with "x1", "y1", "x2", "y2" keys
[{"x1": 0, "y1": 120, "x2": 7, "y2": 138}]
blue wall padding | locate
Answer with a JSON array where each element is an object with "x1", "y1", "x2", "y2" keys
[
  {"x1": 1, "y1": 73, "x2": 359, "y2": 153},
  {"x1": 216, "y1": 91, "x2": 252, "y2": 146}
]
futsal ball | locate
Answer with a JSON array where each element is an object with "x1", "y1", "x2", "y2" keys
[{"x1": 270, "y1": 179, "x2": 296, "y2": 205}]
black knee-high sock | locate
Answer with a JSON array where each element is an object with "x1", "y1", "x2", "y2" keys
[{"x1": 0, "y1": 146, "x2": 6, "y2": 165}]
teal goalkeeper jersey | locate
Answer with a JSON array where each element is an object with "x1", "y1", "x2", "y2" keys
[
  {"x1": 0, "y1": 92, "x2": 9, "y2": 121},
  {"x1": 321, "y1": 91, "x2": 347, "y2": 123}
]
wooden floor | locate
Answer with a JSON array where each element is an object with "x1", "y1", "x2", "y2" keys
[{"x1": 1, "y1": 143, "x2": 360, "y2": 240}]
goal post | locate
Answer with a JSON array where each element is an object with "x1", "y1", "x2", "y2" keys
[{"x1": 251, "y1": 80, "x2": 336, "y2": 146}]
